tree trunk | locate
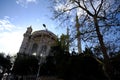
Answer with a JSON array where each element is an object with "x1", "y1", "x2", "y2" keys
[
  {"x1": 93, "y1": 16, "x2": 113, "y2": 80},
  {"x1": 93, "y1": 16, "x2": 109, "y2": 63}
]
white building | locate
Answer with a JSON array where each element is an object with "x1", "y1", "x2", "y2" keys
[{"x1": 19, "y1": 26, "x2": 57, "y2": 57}]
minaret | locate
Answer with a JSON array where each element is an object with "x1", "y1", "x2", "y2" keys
[
  {"x1": 19, "y1": 26, "x2": 32, "y2": 54},
  {"x1": 75, "y1": 14, "x2": 82, "y2": 54},
  {"x1": 66, "y1": 27, "x2": 70, "y2": 52}
]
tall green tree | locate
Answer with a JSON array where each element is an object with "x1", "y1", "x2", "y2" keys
[{"x1": 60, "y1": 34, "x2": 70, "y2": 52}]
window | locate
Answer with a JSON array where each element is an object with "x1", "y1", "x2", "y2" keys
[
  {"x1": 40, "y1": 45, "x2": 47, "y2": 56},
  {"x1": 31, "y1": 43, "x2": 38, "y2": 55}
]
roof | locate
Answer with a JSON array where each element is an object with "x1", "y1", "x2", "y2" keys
[{"x1": 32, "y1": 30, "x2": 57, "y2": 40}]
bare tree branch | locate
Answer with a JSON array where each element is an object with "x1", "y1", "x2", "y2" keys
[
  {"x1": 89, "y1": 0, "x2": 96, "y2": 13},
  {"x1": 81, "y1": 29, "x2": 96, "y2": 35},
  {"x1": 54, "y1": 6, "x2": 78, "y2": 19},
  {"x1": 74, "y1": 0, "x2": 94, "y2": 17},
  {"x1": 96, "y1": 0, "x2": 103, "y2": 15},
  {"x1": 80, "y1": 14, "x2": 88, "y2": 27},
  {"x1": 82, "y1": 0, "x2": 87, "y2": 9}
]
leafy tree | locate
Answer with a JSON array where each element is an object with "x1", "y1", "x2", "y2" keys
[
  {"x1": 12, "y1": 54, "x2": 38, "y2": 75},
  {"x1": 0, "y1": 53, "x2": 11, "y2": 79},
  {"x1": 40, "y1": 56, "x2": 56, "y2": 76},
  {"x1": 48, "y1": 40, "x2": 107, "y2": 80},
  {"x1": 60, "y1": 34, "x2": 70, "y2": 52},
  {"x1": 49, "y1": 39, "x2": 70, "y2": 77},
  {"x1": 110, "y1": 52, "x2": 120, "y2": 80},
  {"x1": 83, "y1": 47, "x2": 93, "y2": 56}
]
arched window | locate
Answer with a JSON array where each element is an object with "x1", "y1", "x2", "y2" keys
[
  {"x1": 39, "y1": 45, "x2": 47, "y2": 57},
  {"x1": 31, "y1": 43, "x2": 38, "y2": 55}
]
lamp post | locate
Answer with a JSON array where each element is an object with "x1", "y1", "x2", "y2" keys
[{"x1": 36, "y1": 52, "x2": 46, "y2": 80}]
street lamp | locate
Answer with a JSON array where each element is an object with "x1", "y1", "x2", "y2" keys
[{"x1": 36, "y1": 52, "x2": 46, "y2": 80}]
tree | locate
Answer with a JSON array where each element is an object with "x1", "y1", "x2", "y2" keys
[
  {"x1": 51, "y1": 0, "x2": 120, "y2": 79},
  {"x1": 60, "y1": 33, "x2": 70, "y2": 52},
  {"x1": 12, "y1": 54, "x2": 38, "y2": 75},
  {"x1": 0, "y1": 53, "x2": 11, "y2": 79},
  {"x1": 110, "y1": 52, "x2": 120, "y2": 80}
]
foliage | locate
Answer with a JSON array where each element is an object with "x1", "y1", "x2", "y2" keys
[
  {"x1": 43, "y1": 44, "x2": 120, "y2": 80},
  {"x1": 0, "y1": 53, "x2": 11, "y2": 79},
  {"x1": 40, "y1": 56, "x2": 56, "y2": 76},
  {"x1": 10, "y1": 47, "x2": 120, "y2": 80},
  {"x1": 60, "y1": 34, "x2": 69, "y2": 52},
  {"x1": 12, "y1": 54, "x2": 38, "y2": 75},
  {"x1": 110, "y1": 52, "x2": 120, "y2": 80},
  {"x1": 43, "y1": 45, "x2": 108, "y2": 80}
]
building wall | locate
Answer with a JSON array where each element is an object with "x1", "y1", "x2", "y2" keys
[{"x1": 19, "y1": 27, "x2": 57, "y2": 57}]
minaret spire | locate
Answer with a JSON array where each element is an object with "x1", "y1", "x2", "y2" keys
[
  {"x1": 66, "y1": 26, "x2": 70, "y2": 52},
  {"x1": 75, "y1": 14, "x2": 82, "y2": 54}
]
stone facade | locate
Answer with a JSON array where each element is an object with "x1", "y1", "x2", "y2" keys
[{"x1": 19, "y1": 26, "x2": 57, "y2": 57}]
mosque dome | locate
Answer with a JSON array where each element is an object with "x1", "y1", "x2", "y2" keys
[
  {"x1": 19, "y1": 26, "x2": 58, "y2": 57},
  {"x1": 32, "y1": 30, "x2": 57, "y2": 40}
]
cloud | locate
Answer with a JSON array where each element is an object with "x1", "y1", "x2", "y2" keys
[
  {"x1": 0, "y1": 31, "x2": 24, "y2": 55},
  {"x1": 0, "y1": 16, "x2": 15, "y2": 31},
  {"x1": 26, "y1": 0, "x2": 37, "y2": 3},
  {"x1": 0, "y1": 16, "x2": 25, "y2": 55},
  {"x1": 16, "y1": 0, "x2": 38, "y2": 8}
]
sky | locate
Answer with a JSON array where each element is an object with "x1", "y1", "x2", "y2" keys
[{"x1": 0, "y1": 0, "x2": 66, "y2": 55}]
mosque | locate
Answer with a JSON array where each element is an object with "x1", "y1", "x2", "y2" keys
[
  {"x1": 5, "y1": 26, "x2": 62, "y2": 80},
  {"x1": 18, "y1": 26, "x2": 57, "y2": 57}
]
